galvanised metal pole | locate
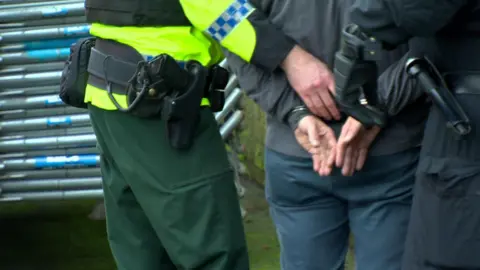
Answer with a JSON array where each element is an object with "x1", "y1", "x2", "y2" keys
[
  {"x1": 0, "y1": 167, "x2": 101, "y2": 181},
  {"x1": 0, "y1": 127, "x2": 94, "y2": 140},
  {"x1": 1, "y1": 94, "x2": 66, "y2": 110},
  {"x1": 0, "y1": 62, "x2": 65, "y2": 76},
  {"x1": 0, "y1": 114, "x2": 91, "y2": 132},
  {"x1": 0, "y1": 107, "x2": 86, "y2": 120},
  {"x1": 0, "y1": 39, "x2": 78, "y2": 53},
  {"x1": 0, "y1": 154, "x2": 99, "y2": 171},
  {"x1": 0, "y1": 134, "x2": 97, "y2": 152},
  {"x1": 0, "y1": 146, "x2": 98, "y2": 159},
  {"x1": 0, "y1": 24, "x2": 90, "y2": 43},
  {"x1": 0, "y1": 85, "x2": 61, "y2": 97},
  {"x1": 0, "y1": 48, "x2": 70, "y2": 65},
  {"x1": 0, "y1": 2, "x2": 85, "y2": 23},
  {"x1": 0, "y1": 189, "x2": 104, "y2": 202},
  {"x1": 0, "y1": 177, "x2": 102, "y2": 192},
  {"x1": 1, "y1": 0, "x2": 82, "y2": 10}
]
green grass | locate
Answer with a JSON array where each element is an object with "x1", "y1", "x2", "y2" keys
[
  {"x1": 0, "y1": 181, "x2": 354, "y2": 270},
  {"x1": 0, "y1": 200, "x2": 114, "y2": 270}
]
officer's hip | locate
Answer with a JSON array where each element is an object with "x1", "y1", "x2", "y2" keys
[
  {"x1": 420, "y1": 72, "x2": 480, "y2": 161},
  {"x1": 404, "y1": 73, "x2": 480, "y2": 270}
]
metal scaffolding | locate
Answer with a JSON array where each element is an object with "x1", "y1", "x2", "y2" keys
[{"x1": 0, "y1": 0, "x2": 247, "y2": 209}]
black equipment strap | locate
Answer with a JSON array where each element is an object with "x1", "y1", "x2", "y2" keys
[{"x1": 87, "y1": 47, "x2": 138, "y2": 91}]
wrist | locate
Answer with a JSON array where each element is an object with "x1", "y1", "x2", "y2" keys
[
  {"x1": 287, "y1": 105, "x2": 311, "y2": 130},
  {"x1": 280, "y1": 45, "x2": 302, "y2": 72}
]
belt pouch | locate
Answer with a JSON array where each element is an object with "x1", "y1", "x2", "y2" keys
[{"x1": 59, "y1": 37, "x2": 96, "y2": 109}]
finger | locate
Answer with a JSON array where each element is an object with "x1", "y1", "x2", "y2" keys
[
  {"x1": 335, "y1": 139, "x2": 347, "y2": 168},
  {"x1": 310, "y1": 94, "x2": 332, "y2": 120},
  {"x1": 301, "y1": 95, "x2": 317, "y2": 117},
  {"x1": 328, "y1": 79, "x2": 335, "y2": 95},
  {"x1": 307, "y1": 122, "x2": 322, "y2": 147},
  {"x1": 321, "y1": 145, "x2": 336, "y2": 176},
  {"x1": 337, "y1": 118, "x2": 355, "y2": 145},
  {"x1": 325, "y1": 138, "x2": 336, "y2": 169},
  {"x1": 341, "y1": 146, "x2": 354, "y2": 176},
  {"x1": 356, "y1": 148, "x2": 368, "y2": 171},
  {"x1": 319, "y1": 90, "x2": 341, "y2": 120},
  {"x1": 335, "y1": 125, "x2": 350, "y2": 167},
  {"x1": 324, "y1": 129, "x2": 337, "y2": 172},
  {"x1": 317, "y1": 126, "x2": 336, "y2": 175},
  {"x1": 313, "y1": 154, "x2": 322, "y2": 173},
  {"x1": 348, "y1": 149, "x2": 359, "y2": 176},
  {"x1": 343, "y1": 119, "x2": 364, "y2": 143}
]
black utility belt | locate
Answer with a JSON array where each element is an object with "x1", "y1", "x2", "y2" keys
[
  {"x1": 59, "y1": 37, "x2": 230, "y2": 150},
  {"x1": 59, "y1": 37, "x2": 229, "y2": 114},
  {"x1": 88, "y1": 44, "x2": 229, "y2": 116}
]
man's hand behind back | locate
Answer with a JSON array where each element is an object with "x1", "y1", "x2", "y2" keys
[
  {"x1": 282, "y1": 45, "x2": 341, "y2": 121},
  {"x1": 294, "y1": 116, "x2": 381, "y2": 177},
  {"x1": 294, "y1": 115, "x2": 337, "y2": 176},
  {"x1": 336, "y1": 117, "x2": 381, "y2": 176}
]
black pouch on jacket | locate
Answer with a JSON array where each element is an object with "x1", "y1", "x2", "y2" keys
[{"x1": 59, "y1": 37, "x2": 96, "y2": 109}]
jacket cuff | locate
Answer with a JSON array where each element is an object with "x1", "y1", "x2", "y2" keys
[{"x1": 286, "y1": 105, "x2": 312, "y2": 130}]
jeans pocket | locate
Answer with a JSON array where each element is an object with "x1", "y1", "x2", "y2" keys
[{"x1": 419, "y1": 162, "x2": 480, "y2": 268}]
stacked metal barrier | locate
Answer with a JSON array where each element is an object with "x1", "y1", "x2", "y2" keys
[{"x1": 0, "y1": 0, "x2": 245, "y2": 202}]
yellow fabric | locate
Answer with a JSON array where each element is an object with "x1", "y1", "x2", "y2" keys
[
  {"x1": 179, "y1": 0, "x2": 256, "y2": 62},
  {"x1": 89, "y1": 23, "x2": 224, "y2": 66},
  {"x1": 219, "y1": 21, "x2": 256, "y2": 62},
  {"x1": 85, "y1": 84, "x2": 210, "y2": 110}
]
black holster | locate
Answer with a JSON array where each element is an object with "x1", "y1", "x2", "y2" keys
[
  {"x1": 205, "y1": 64, "x2": 229, "y2": 112},
  {"x1": 162, "y1": 61, "x2": 208, "y2": 150},
  {"x1": 60, "y1": 37, "x2": 96, "y2": 109},
  {"x1": 333, "y1": 24, "x2": 387, "y2": 128},
  {"x1": 124, "y1": 54, "x2": 191, "y2": 118}
]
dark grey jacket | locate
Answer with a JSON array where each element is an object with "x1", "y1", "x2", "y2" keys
[{"x1": 225, "y1": 0, "x2": 429, "y2": 158}]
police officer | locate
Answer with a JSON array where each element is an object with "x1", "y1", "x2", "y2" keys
[
  {"x1": 61, "y1": 0, "x2": 334, "y2": 269},
  {"x1": 333, "y1": 0, "x2": 480, "y2": 269}
]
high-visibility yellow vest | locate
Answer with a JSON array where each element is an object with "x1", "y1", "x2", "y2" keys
[
  {"x1": 85, "y1": 0, "x2": 295, "y2": 110},
  {"x1": 84, "y1": 0, "x2": 261, "y2": 110}
]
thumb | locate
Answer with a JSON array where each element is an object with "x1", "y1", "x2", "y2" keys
[
  {"x1": 306, "y1": 123, "x2": 321, "y2": 147},
  {"x1": 344, "y1": 119, "x2": 364, "y2": 142}
]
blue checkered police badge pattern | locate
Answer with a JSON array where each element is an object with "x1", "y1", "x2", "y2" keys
[{"x1": 206, "y1": 0, "x2": 255, "y2": 42}]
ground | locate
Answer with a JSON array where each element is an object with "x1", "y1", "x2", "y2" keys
[{"x1": 0, "y1": 179, "x2": 353, "y2": 270}]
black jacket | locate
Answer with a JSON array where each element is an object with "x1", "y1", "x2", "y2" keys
[
  {"x1": 350, "y1": 0, "x2": 480, "y2": 47},
  {"x1": 351, "y1": 0, "x2": 480, "y2": 72},
  {"x1": 350, "y1": 0, "x2": 480, "y2": 115}
]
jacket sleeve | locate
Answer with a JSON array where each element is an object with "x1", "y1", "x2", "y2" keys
[
  {"x1": 376, "y1": 50, "x2": 425, "y2": 116},
  {"x1": 223, "y1": 48, "x2": 306, "y2": 128},
  {"x1": 179, "y1": 0, "x2": 296, "y2": 72},
  {"x1": 350, "y1": 0, "x2": 469, "y2": 46}
]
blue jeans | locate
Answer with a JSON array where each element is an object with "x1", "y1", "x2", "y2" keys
[{"x1": 264, "y1": 147, "x2": 419, "y2": 270}]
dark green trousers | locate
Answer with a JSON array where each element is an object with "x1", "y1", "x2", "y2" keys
[{"x1": 88, "y1": 105, "x2": 250, "y2": 270}]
